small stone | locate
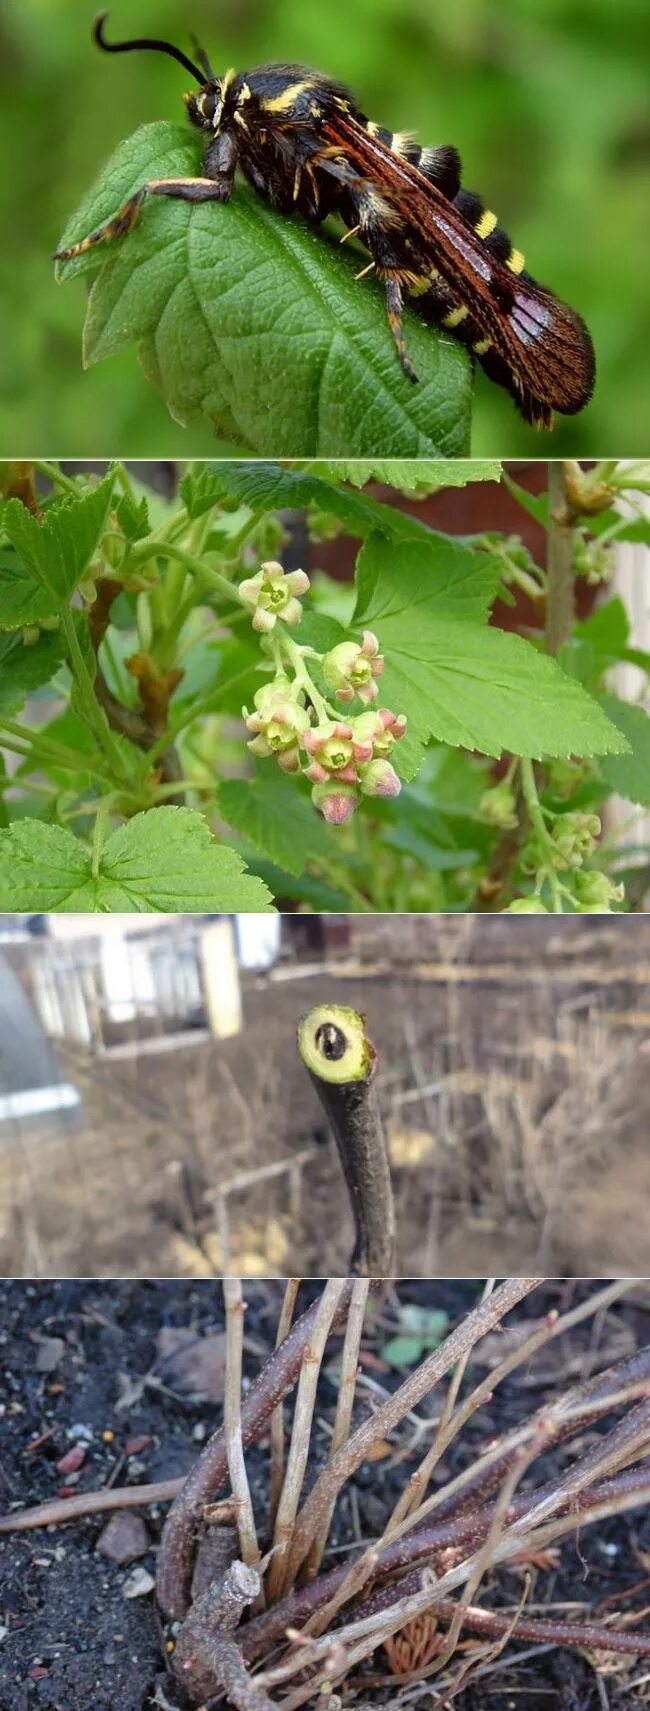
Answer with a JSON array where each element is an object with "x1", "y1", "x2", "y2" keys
[
  {"x1": 34, "y1": 1337, "x2": 66, "y2": 1374},
  {"x1": 122, "y1": 1565, "x2": 155, "y2": 1600},
  {"x1": 125, "y1": 1434, "x2": 151, "y2": 1457},
  {"x1": 97, "y1": 1512, "x2": 150, "y2": 1565},
  {"x1": 155, "y1": 1327, "x2": 226, "y2": 1401},
  {"x1": 57, "y1": 1445, "x2": 86, "y2": 1475}
]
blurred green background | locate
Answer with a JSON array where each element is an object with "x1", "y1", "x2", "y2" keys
[{"x1": 0, "y1": 0, "x2": 648, "y2": 458}]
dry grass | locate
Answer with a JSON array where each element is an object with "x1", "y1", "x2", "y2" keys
[{"x1": 0, "y1": 941, "x2": 647, "y2": 1277}]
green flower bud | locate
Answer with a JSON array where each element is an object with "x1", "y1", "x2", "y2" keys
[
  {"x1": 572, "y1": 870, "x2": 625, "y2": 910},
  {"x1": 480, "y1": 781, "x2": 518, "y2": 830},
  {"x1": 551, "y1": 812, "x2": 601, "y2": 869},
  {"x1": 311, "y1": 780, "x2": 359, "y2": 825},
  {"x1": 505, "y1": 898, "x2": 550, "y2": 913}
]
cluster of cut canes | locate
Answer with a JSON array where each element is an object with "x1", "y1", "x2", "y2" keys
[{"x1": 3, "y1": 1278, "x2": 650, "y2": 1707}]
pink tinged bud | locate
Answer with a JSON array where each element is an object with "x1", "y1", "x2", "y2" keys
[
  {"x1": 277, "y1": 746, "x2": 302, "y2": 773},
  {"x1": 312, "y1": 781, "x2": 359, "y2": 824},
  {"x1": 350, "y1": 735, "x2": 375, "y2": 764},
  {"x1": 306, "y1": 758, "x2": 358, "y2": 784},
  {"x1": 359, "y1": 759, "x2": 402, "y2": 799},
  {"x1": 377, "y1": 708, "x2": 407, "y2": 738}
]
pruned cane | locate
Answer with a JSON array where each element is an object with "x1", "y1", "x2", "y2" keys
[{"x1": 297, "y1": 1005, "x2": 395, "y2": 1274}]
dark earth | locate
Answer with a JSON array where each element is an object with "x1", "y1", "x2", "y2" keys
[{"x1": 0, "y1": 1280, "x2": 649, "y2": 1711}]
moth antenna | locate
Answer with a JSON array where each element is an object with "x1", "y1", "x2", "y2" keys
[
  {"x1": 190, "y1": 33, "x2": 217, "y2": 82},
  {"x1": 93, "y1": 12, "x2": 206, "y2": 85}
]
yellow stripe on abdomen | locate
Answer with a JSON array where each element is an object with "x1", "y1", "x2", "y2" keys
[
  {"x1": 442, "y1": 305, "x2": 469, "y2": 328},
  {"x1": 475, "y1": 208, "x2": 498, "y2": 238}
]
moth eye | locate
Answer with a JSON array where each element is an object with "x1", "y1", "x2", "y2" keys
[{"x1": 199, "y1": 87, "x2": 221, "y2": 125}]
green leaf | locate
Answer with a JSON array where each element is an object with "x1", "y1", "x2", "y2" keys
[
  {"x1": 305, "y1": 460, "x2": 501, "y2": 495},
  {"x1": 501, "y1": 473, "x2": 549, "y2": 526},
  {"x1": 0, "y1": 809, "x2": 274, "y2": 912},
  {"x1": 0, "y1": 629, "x2": 65, "y2": 715},
  {"x1": 383, "y1": 821, "x2": 479, "y2": 869},
  {"x1": 245, "y1": 858, "x2": 356, "y2": 912},
  {"x1": 56, "y1": 122, "x2": 472, "y2": 457},
  {"x1": 354, "y1": 532, "x2": 506, "y2": 628},
  {"x1": 353, "y1": 535, "x2": 629, "y2": 775},
  {"x1": 574, "y1": 599, "x2": 650, "y2": 675},
  {"x1": 172, "y1": 638, "x2": 261, "y2": 719},
  {"x1": 0, "y1": 475, "x2": 115, "y2": 606},
  {"x1": 0, "y1": 551, "x2": 59, "y2": 631},
  {"x1": 183, "y1": 461, "x2": 438, "y2": 542},
  {"x1": 574, "y1": 597, "x2": 630, "y2": 662},
  {"x1": 219, "y1": 769, "x2": 335, "y2": 876},
  {"x1": 599, "y1": 695, "x2": 650, "y2": 805},
  {"x1": 296, "y1": 611, "x2": 348, "y2": 653}
]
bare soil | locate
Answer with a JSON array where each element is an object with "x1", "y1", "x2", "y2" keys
[{"x1": 0, "y1": 1280, "x2": 649, "y2": 1711}]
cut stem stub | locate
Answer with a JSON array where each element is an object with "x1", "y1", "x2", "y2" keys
[{"x1": 297, "y1": 1005, "x2": 395, "y2": 1275}]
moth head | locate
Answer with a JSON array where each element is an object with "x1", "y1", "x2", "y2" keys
[
  {"x1": 185, "y1": 70, "x2": 237, "y2": 134},
  {"x1": 93, "y1": 11, "x2": 223, "y2": 126}
]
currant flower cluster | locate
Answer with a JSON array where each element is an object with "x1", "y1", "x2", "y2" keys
[
  {"x1": 239, "y1": 562, "x2": 407, "y2": 825},
  {"x1": 515, "y1": 811, "x2": 624, "y2": 913}
]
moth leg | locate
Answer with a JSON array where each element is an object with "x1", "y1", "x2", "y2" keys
[
  {"x1": 54, "y1": 175, "x2": 233, "y2": 262},
  {"x1": 383, "y1": 272, "x2": 419, "y2": 383}
]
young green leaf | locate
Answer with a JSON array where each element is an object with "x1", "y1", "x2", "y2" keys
[
  {"x1": 0, "y1": 629, "x2": 65, "y2": 715},
  {"x1": 381, "y1": 1335, "x2": 427, "y2": 1368},
  {"x1": 0, "y1": 809, "x2": 274, "y2": 912},
  {"x1": 219, "y1": 769, "x2": 336, "y2": 877},
  {"x1": 353, "y1": 535, "x2": 629, "y2": 774},
  {"x1": 55, "y1": 122, "x2": 472, "y2": 458},
  {"x1": 0, "y1": 474, "x2": 115, "y2": 606}
]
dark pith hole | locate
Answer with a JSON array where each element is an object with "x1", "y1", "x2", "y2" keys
[{"x1": 315, "y1": 1021, "x2": 347, "y2": 1062}]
